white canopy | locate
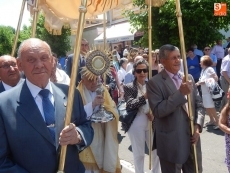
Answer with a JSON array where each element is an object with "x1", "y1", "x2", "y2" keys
[
  {"x1": 27, "y1": 0, "x2": 133, "y2": 34},
  {"x1": 94, "y1": 23, "x2": 135, "y2": 44}
]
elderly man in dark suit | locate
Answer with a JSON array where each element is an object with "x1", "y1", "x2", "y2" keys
[
  {"x1": 0, "y1": 38, "x2": 94, "y2": 173},
  {"x1": 147, "y1": 44, "x2": 205, "y2": 173},
  {"x1": 0, "y1": 55, "x2": 23, "y2": 93}
]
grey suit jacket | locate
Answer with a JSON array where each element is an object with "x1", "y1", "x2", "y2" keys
[
  {"x1": 0, "y1": 81, "x2": 94, "y2": 173},
  {"x1": 0, "y1": 82, "x2": 5, "y2": 93},
  {"x1": 147, "y1": 69, "x2": 204, "y2": 164}
]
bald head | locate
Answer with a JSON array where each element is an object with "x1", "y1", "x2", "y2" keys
[
  {"x1": 17, "y1": 38, "x2": 52, "y2": 59},
  {"x1": 16, "y1": 38, "x2": 54, "y2": 89},
  {"x1": 0, "y1": 55, "x2": 14, "y2": 60},
  {"x1": 0, "y1": 55, "x2": 20, "y2": 86},
  {"x1": 134, "y1": 55, "x2": 144, "y2": 63}
]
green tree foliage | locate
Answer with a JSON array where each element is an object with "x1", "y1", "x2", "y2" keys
[
  {"x1": 2, "y1": 14, "x2": 71, "y2": 57},
  {"x1": 17, "y1": 14, "x2": 71, "y2": 57},
  {"x1": 125, "y1": 0, "x2": 230, "y2": 50},
  {"x1": 35, "y1": 15, "x2": 71, "y2": 57},
  {"x1": 0, "y1": 26, "x2": 15, "y2": 55}
]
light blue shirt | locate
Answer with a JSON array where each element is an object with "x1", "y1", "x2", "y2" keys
[
  {"x1": 26, "y1": 79, "x2": 54, "y2": 121},
  {"x1": 124, "y1": 71, "x2": 135, "y2": 84},
  {"x1": 194, "y1": 48, "x2": 204, "y2": 57},
  {"x1": 210, "y1": 54, "x2": 217, "y2": 72},
  {"x1": 211, "y1": 45, "x2": 225, "y2": 59},
  {"x1": 2, "y1": 78, "x2": 24, "y2": 91}
]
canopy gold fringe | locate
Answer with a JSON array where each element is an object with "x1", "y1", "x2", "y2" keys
[{"x1": 44, "y1": 21, "x2": 62, "y2": 35}]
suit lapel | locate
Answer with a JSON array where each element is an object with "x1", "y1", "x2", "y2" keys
[
  {"x1": 51, "y1": 83, "x2": 66, "y2": 148},
  {"x1": 161, "y1": 70, "x2": 177, "y2": 94},
  {"x1": 17, "y1": 82, "x2": 55, "y2": 146},
  {"x1": 162, "y1": 70, "x2": 188, "y2": 114},
  {"x1": 0, "y1": 82, "x2": 5, "y2": 93}
]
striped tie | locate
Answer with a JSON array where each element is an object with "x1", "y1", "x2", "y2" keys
[{"x1": 173, "y1": 74, "x2": 181, "y2": 90}]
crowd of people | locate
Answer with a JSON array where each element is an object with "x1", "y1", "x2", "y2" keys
[{"x1": 0, "y1": 37, "x2": 230, "y2": 173}]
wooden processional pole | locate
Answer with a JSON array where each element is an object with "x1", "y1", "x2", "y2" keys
[
  {"x1": 103, "y1": 13, "x2": 107, "y2": 50},
  {"x1": 175, "y1": 0, "x2": 198, "y2": 172},
  {"x1": 11, "y1": 0, "x2": 26, "y2": 56},
  {"x1": 57, "y1": 0, "x2": 88, "y2": 172},
  {"x1": 31, "y1": 0, "x2": 39, "y2": 37},
  {"x1": 148, "y1": 0, "x2": 153, "y2": 170}
]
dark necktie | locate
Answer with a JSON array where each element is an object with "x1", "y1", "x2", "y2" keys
[
  {"x1": 81, "y1": 57, "x2": 85, "y2": 67},
  {"x1": 39, "y1": 89, "x2": 55, "y2": 143}
]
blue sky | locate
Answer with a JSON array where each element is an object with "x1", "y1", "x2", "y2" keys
[{"x1": 0, "y1": 0, "x2": 31, "y2": 29}]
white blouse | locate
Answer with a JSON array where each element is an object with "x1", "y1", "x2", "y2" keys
[
  {"x1": 137, "y1": 82, "x2": 149, "y2": 114},
  {"x1": 117, "y1": 67, "x2": 127, "y2": 84}
]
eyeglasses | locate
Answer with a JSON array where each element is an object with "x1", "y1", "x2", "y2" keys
[
  {"x1": 135, "y1": 69, "x2": 148, "y2": 74},
  {"x1": 0, "y1": 62, "x2": 17, "y2": 69},
  {"x1": 81, "y1": 43, "x2": 89, "y2": 47},
  {"x1": 204, "y1": 49, "x2": 210, "y2": 51}
]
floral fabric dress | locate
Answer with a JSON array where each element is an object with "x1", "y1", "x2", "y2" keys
[
  {"x1": 199, "y1": 67, "x2": 215, "y2": 108},
  {"x1": 225, "y1": 114, "x2": 230, "y2": 171}
]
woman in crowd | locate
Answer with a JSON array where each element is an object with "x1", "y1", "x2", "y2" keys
[
  {"x1": 142, "y1": 53, "x2": 149, "y2": 62},
  {"x1": 123, "y1": 59, "x2": 161, "y2": 173},
  {"x1": 112, "y1": 50, "x2": 120, "y2": 71},
  {"x1": 107, "y1": 66, "x2": 124, "y2": 104},
  {"x1": 151, "y1": 51, "x2": 163, "y2": 77},
  {"x1": 50, "y1": 53, "x2": 70, "y2": 85},
  {"x1": 117, "y1": 58, "x2": 128, "y2": 85},
  {"x1": 219, "y1": 87, "x2": 230, "y2": 172},
  {"x1": 187, "y1": 47, "x2": 202, "y2": 96},
  {"x1": 126, "y1": 48, "x2": 138, "y2": 72},
  {"x1": 196, "y1": 55, "x2": 219, "y2": 129}
]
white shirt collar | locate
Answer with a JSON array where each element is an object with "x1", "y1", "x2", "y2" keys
[
  {"x1": 2, "y1": 78, "x2": 25, "y2": 91},
  {"x1": 26, "y1": 79, "x2": 53, "y2": 98}
]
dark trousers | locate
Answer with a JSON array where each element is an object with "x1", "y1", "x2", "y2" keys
[
  {"x1": 159, "y1": 157, "x2": 194, "y2": 173},
  {"x1": 159, "y1": 139, "x2": 202, "y2": 173},
  {"x1": 220, "y1": 76, "x2": 229, "y2": 111},
  {"x1": 194, "y1": 78, "x2": 202, "y2": 97},
  {"x1": 216, "y1": 59, "x2": 222, "y2": 79}
]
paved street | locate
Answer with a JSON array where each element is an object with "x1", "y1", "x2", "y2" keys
[{"x1": 118, "y1": 115, "x2": 228, "y2": 173}]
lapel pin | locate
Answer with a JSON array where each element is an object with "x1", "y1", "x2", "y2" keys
[{"x1": 64, "y1": 101, "x2": 67, "y2": 107}]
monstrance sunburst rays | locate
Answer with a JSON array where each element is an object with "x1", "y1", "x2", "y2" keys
[{"x1": 81, "y1": 46, "x2": 112, "y2": 81}]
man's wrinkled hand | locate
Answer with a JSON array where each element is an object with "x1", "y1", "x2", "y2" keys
[
  {"x1": 190, "y1": 126, "x2": 200, "y2": 145},
  {"x1": 179, "y1": 80, "x2": 193, "y2": 95},
  {"x1": 59, "y1": 123, "x2": 81, "y2": 146}
]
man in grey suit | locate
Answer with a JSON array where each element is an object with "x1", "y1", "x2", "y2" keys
[
  {"x1": 0, "y1": 55, "x2": 24, "y2": 93},
  {"x1": 0, "y1": 38, "x2": 94, "y2": 173},
  {"x1": 147, "y1": 44, "x2": 205, "y2": 173}
]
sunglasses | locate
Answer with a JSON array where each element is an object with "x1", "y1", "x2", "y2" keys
[
  {"x1": 204, "y1": 48, "x2": 210, "y2": 51},
  {"x1": 135, "y1": 69, "x2": 148, "y2": 74}
]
